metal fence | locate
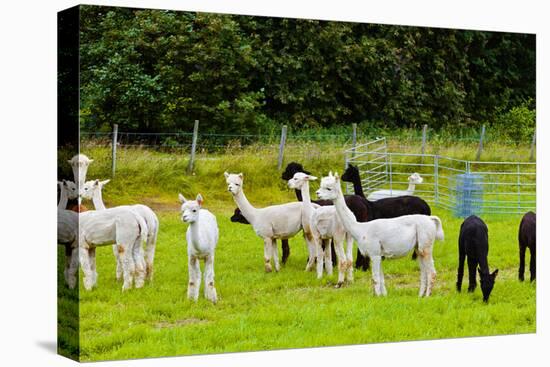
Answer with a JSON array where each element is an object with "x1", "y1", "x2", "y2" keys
[{"x1": 345, "y1": 138, "x2": 536, "y2": 216}]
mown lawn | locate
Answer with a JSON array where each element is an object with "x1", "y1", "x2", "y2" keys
[{"x1": 59, "y1": 207, "x2": 535, "y2": 361}]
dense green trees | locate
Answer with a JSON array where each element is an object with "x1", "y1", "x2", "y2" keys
[{"x1": 79, "y1": 6, "x2": 535, "y2": 135}]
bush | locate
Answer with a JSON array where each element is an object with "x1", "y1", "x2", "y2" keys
[{"x1": 493, "y1": 99, "x2": 536, "y2": 142}]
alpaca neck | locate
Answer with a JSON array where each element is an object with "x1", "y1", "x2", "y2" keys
[
  {"x1": 92, "y1": 188, "x2": 107, "y2": 210},
  {"x1": 352, "y1": 174, "x2": 365, "y2": 198},
  {"x1": 406, "y1": 182, "x2": 416, "y2": 193},
  {"x1": 189, "y1": 215, "x2": 201, "y2": 246},
  {"x1": 477, "y1": 257, "x2": 490, "y2": 276},
  {"x1": 300, "y1": 181, "x2": 314, "y2": 224},
  {"x1": 58, "y1": 185, "x2": 68, "y2": 209},
  {"x1": 233, "y1": 189, "x2": 258, "y2": 224},
  {"x1": 333, "y1": 182, "x2": 363, "y2": 240}
]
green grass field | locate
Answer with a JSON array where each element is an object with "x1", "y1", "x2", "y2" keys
[{"x1": 57, "y1": 143, "x2": 536, "y2": 361}]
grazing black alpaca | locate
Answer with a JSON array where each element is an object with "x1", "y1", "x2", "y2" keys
[
  {"x1": 230, "y1": 208, "x2": 291, "y2": 265},
  {"x1": 518, "y1": 211, "x2": 536, "y2": 282},
  {"x1": 456, "y1": 215, "x2": 498, "y2": 302},
  {"x1": 282, "y1": 162, "x2": 369, "y2": 266},
  {"x1": 341, "y1": 164, "x2": 432, "y2": 269}
]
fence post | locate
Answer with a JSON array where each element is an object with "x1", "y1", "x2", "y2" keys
[
  {"x1": 111, "y1": 124, "x2": 118, "y2": 177},
  {"x1": 434, "y1": 155, "x2": 439, "y2": 206},
  {"x1": 277, "y1": 125, "x2": 287, "y2": 170},
  {"x1": 421, "y1": 124, "x2": 428, "y2": 162},
  {"x1": 475, "y1": 124, "x2": 486, "y2": 160},
  {"x1": 351, "y1": 123, "x2": 357, "y2": 159},
  {"x1": 187, "y1": 120, "x2": 199, "y2": 174},
  {"x1": 529, "y1": 130, "x2": 536, "y2": 161}
]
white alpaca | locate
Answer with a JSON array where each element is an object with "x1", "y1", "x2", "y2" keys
[
  {"x1": 317, "y1": 172, "x2": 444, "y2": 297},
  {"x1": 78, "y1": 207, "x2": 148, "y2": 291},
  {"x1": 68, "y1": 154, "x2": 93, "y2": 186},
  {"x1": 367, "y1": 173, "x2": 424, "y2": 201},
  {"x1": 82, "y1": 179, "x2": 159, "y2": 281},
  {"x1": 179, "y1": 194, "x2": 219, "y2": 304},
  {"x1": 57, "y1": 180, "x2": 79, "y2": 288},
  {"x1": 288, "y1": 172, "x2": 354, "y2": 286},
  {"x1": 225, "y1": 172, "x2": 305, "y2": 272}
]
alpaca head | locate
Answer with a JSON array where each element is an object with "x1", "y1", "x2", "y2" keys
[
  {"x1": 80, "y1": 179, "x2": 110, "y2": 200},
  {"x1": 68, "y1": 154, "x2": 93, "y2": 185},
  {"x1": 179, "y1": 193, "x2": 203, "y2": 223},
  {"x1": 287, "y1": 172, "x2": 317, "y2": 190},
  {"x1": 408, "y1": 172, "x2": 423, "y2": 184},
  {"x1": 281, "y1": 162, "x2": 310, "y2": 181},
  {"x1": 479, "y1": 268, "x2": 498, "y2": 302},
  {"x1": 341, "y1": 164, "x2": 360, "y2": 183},
  {"x1": 60, "y1": 180, "x2": 79, "y2": 200},
  {"x1": 316, "y1": 171, "x2": 340, "y2": 201},
  {"x1": 230, "y1": 208, "x2": 249, "y2": 224},
  {"x1": 224, "y1": 172, "x2": 244, "y2": 195}
]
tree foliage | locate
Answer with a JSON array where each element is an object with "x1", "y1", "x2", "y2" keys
[{"x1": 79, "y1": 6, "x2": 535, "y2": 134}]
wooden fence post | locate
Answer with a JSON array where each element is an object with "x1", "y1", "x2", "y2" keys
[
  {"x1": 421, "y1": 124, "x2": 428, "y2": 162},
  {"x1": 475, "y1": 124, "x2": 486, "y2": 160},
  {"x1": 187, "y1": 120, "x2": 199, "y2": 173},
  {"x1": 529, "y1": 130, "x2": 536, "y2": 161},
  {"x1": 277, "y1": 125, "x2": 287, "y2": 170},
  {"x1": 111, "y1": 124, "x2": 118, "y2": 177}
]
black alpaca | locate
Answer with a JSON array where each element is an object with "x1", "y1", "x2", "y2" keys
[
  {"x1": 341, "y1": 164, "x2": 431, "y2": 270},
  {"x1": 230, "y1": 208, "x2": 291, "y2": 265},
  {"x1": 518, "y1": 211, "x2": 536, "y2": 282},
  {"x1": 456, "y1": 215, "x2": 498, "y2": 302}
]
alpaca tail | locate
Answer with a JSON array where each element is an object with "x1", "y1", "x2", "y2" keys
[
  {"x1": 431, "y1": 216, "x2": 444, "y2": 241},
  {"x1": 144, "y1": 214, "x2": 159, "y2": 278}
]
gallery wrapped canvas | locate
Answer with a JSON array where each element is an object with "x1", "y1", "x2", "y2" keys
[{"x1": 58, "y1": 4, "x2": 536, "y2": 362}]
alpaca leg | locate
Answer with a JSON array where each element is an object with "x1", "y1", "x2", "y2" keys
[
  {"x1": 304, "y1": 236, "x2": 316, "y2": 272},
  {"x1": 271, "y1": 240, "x2": 280, "y2": 272},
  {"x1": 370, "y1": 256, "x2": 382, "y2": 296},
  {"x1": 456, "y1": 245, "x2": 466, "y2": 291},
  {"x1": 89, "y1": 247, "x2": 98, "y2": 287},
  {"x1": 420, "y1": 252, "x2": 436, "y2": 297},
  {"x1": 315, "y1": 238, "x2": 325, "y2": 279},
  {"x1": 333, "y1": 238, "x2": 346, "y2": 288},
  {"x1": 187, "y1": 255, "x2": 201, "y2": 301},
  {"x1": 529, "y1": 246, "x2": 536, "y2": 282},
  {"x1": 204, "y1": 254, "x2": 217, "y2": 304},
  {"x1": 121, "y1": 244, "x2": 136, "y2": 291},
  {"x1": 63, "y1": 245, "x2": 72, "y2": 285},
  {"x1": 67, "y1": 246, "x2": 79, "y2": 289},
  {"x1": 345, "y1": 235, "x2": 354, "y2": 282},
  {"x1": 281, "y1": 239, "x2": 290, "y2": 265},
  {"x1": 145, "y1": 231, "x2": 157, "y2": 281},
  {"x1": 379, "y1": 265, "x2": 387, "y2": 296},
  {"x1": 518, "y1": 245, "x2": 526, "y2": 281},
  {"x1": 132, "y1": 240, "x2": 146, "y2": 289},
  {"x1": 79, "y1": 247, "x2": 94, "y2": 291},
  {"x1": 112, "y1": 244, "x2": 123, "y2": 281},
  {"x1": 418, "y1": 256, "x2": 427, "y2": 297},
  {"x1": 263, "y1": 238, "x2": 273, "y2": 273},
  {"x1": 323, "y1": 239, "x2": 333, "y2": 276},
  {"x1": 467, "y1": 257, "x2": 477, "y2": 292}
]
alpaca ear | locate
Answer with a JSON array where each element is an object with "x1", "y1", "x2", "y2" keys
[
  {"x1": 178, "y1": 193, "x2": 187, "y2": 203},
  {"x1": 492, "y1": 269, "x2": 499, "y2": 278},
  {"x1": 238, "y1": 173, "x2": 243, "y2": 179},
  {"x1": 100, "y1": 179, "x2": 110, "y2": 187},
  {"x1": 224, "y1": 172, "x2": 229, "y2": 178},
  {"x1": 329, "y1": 171, "x2": 333, "y2": 177},
  {"x1": 89, "y1": 159, "x2": 94, "y2": 164},
  {"x1": 308, "y1": 175, "x2": 318, "y2": 181},
  {"x1": 334, "y1": 172, "x2": 340, "y2": 181},
  {"x1": 196, "y1": 193, "x2": 204, "y2": 206}
]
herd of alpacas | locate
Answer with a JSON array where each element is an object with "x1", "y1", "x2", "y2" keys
[{"x1": 57, "y1": 155, "x2": 536, "y2": 304}]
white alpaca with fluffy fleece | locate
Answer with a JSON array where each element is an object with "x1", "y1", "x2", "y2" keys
[
  {"x1": 225, "y1": 172, "x2": 307, "y2": 272},
  {"x1": 179, "y1": 194, "x2": 219, "y2": 304},
  {"x1": 367, "y1": 172, "x2": 423, "y2": 201},
  {"x1": 317, "y1": 172, "x2": 443, "y2": 296}
]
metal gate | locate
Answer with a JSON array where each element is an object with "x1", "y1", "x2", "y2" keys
[{"x1": 345, "y1": 138, "x2": 536, "y2": 216}]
